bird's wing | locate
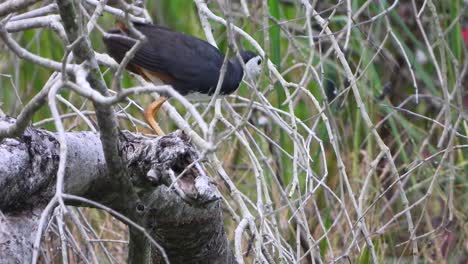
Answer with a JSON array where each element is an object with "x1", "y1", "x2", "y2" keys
[{"x1": 103, "y1": 23, "x2": 224, "y2": 88}]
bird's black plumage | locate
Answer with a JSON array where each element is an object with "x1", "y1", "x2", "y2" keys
[{"x1": 103, "y1": 22, "x2": 258, "y2": 97}]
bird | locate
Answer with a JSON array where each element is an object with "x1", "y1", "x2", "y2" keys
[{"x1": 103, "y1": 22, "x2": 262, "y2": 135}]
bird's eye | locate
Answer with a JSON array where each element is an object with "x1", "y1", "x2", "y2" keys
[{"x1": 257, "y1": 59, "x2": 262, "y2": 65}]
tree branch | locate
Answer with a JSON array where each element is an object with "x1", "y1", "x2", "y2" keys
[
  {"x1": 56, "y1": 0, "x2": 139, "y2": 215},
  {"x1": 0, "y1": 0, "x2": 39, "y2": 17}
]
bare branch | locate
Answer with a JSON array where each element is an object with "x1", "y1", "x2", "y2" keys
[{"x1": 0, "y1": 0, "x2": 40, "y2": 17}]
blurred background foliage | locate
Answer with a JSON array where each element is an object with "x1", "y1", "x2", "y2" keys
[{"x1": 1, "y1": 0, "x2": 467, "y2": 262}]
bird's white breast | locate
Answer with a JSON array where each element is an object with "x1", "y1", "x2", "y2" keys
[{"x1": 185, "y1": 91, "x2": 224, "y2": 101}]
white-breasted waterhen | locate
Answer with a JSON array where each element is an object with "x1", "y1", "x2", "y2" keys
[{"x1": 103, "y1": 22, "x2": 262, "y2": 135}]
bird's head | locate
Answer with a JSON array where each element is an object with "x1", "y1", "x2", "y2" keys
[{"x1": 239, "y1": 50, "x2": 262, "y2": 79}]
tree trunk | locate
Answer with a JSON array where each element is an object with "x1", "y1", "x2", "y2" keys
[{"x1": 0, "y1": 117, "x2": 235, "y2": 263}]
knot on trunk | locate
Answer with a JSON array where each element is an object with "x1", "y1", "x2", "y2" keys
[{"x1": 124, "y1": 130, "x2": 219, "y2": 206}]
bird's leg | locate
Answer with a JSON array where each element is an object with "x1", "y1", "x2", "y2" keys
[{"x1": 144, "y1": 97, "x2": 167, "y2": 136}]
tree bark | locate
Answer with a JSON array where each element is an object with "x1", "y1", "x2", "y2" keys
[{"x1": 0, "y1": 117, "x2": 235, "y2": 263}]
